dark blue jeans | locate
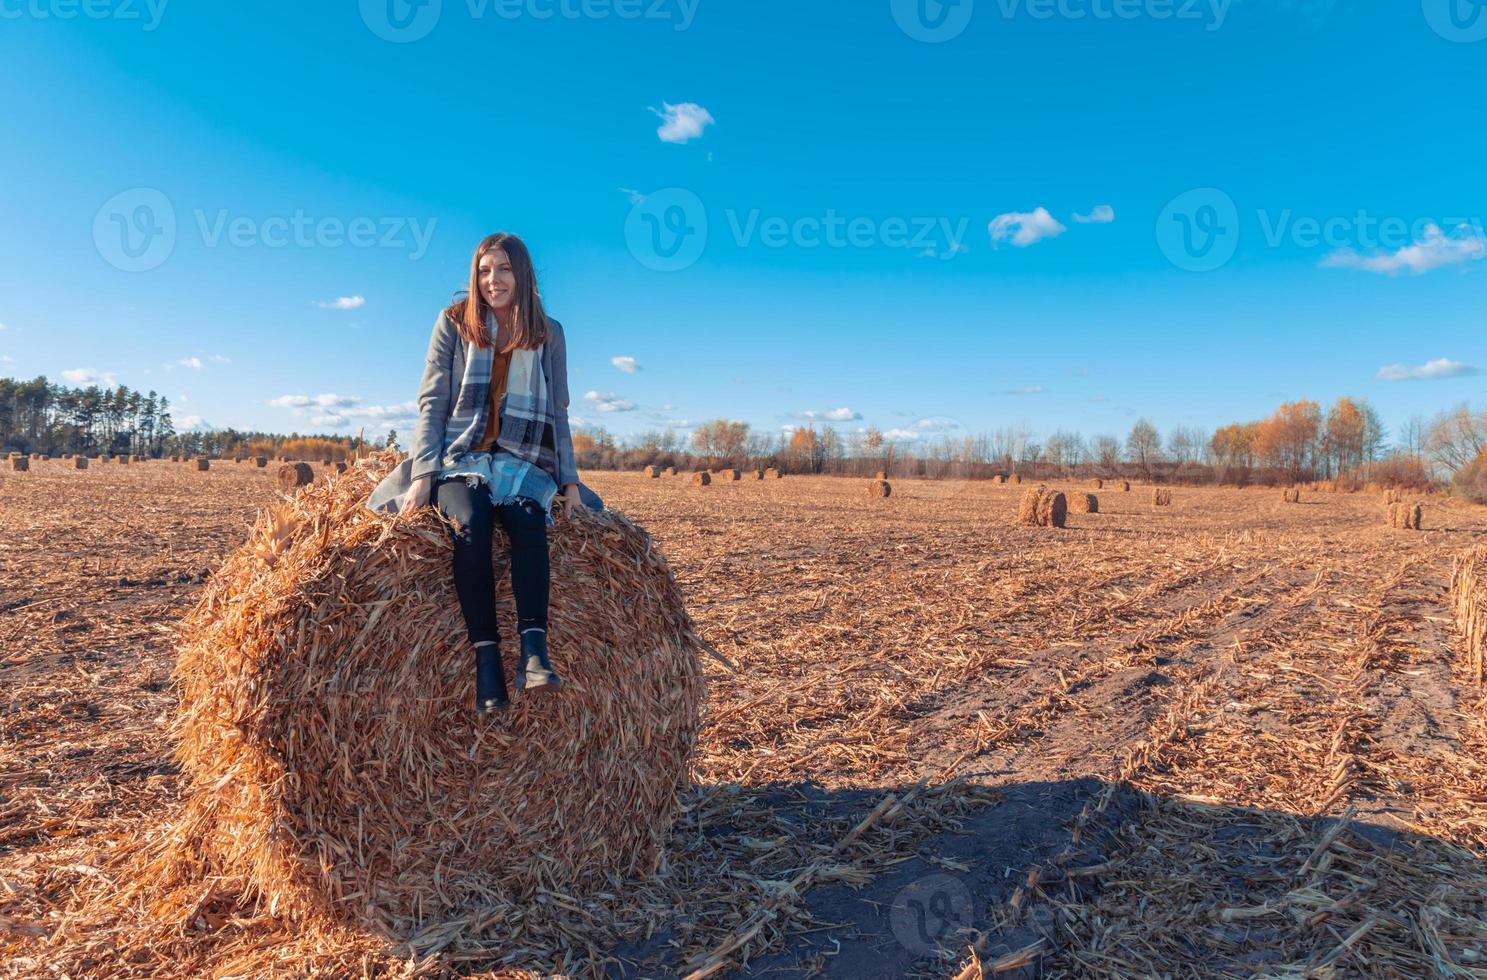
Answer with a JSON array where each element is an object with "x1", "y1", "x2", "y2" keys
[{"x1": 433, "y1": 476, "x2": 549, "y2": 646}]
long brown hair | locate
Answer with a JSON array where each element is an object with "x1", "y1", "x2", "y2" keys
[{"x1": 444, "y1": 233, "x2": 550, "y2": 352}]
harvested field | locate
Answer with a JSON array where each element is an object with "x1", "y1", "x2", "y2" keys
[{"x1": 3, "y1": 462, "x2": 1487, "y2": 978}]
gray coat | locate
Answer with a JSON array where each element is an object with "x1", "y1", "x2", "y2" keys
[{"x1": 366, "y1": 309, "x2": 600, "y2": 515}]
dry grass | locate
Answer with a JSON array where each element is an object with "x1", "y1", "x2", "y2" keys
[
  {"x1": 4, "y1": 462, "x2": 1487, "y2": 978},
  {"x1": 1453, "y1": 545, "x2": 1486, "y2": 685}
]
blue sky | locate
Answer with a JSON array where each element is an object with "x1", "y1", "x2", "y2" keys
[{"x1": 1, "y1": 0, "x2": 1483, "y2": 449}]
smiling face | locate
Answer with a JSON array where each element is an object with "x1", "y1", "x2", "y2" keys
[{"x1": 478, "y1": 247, "x2": 517, "y2": 315}]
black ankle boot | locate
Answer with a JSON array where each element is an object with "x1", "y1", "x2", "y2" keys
[
  {"x1": 475, "y1": 644, "x2": 509, "y2": 715},
  {"x1": 516, "y1": 628, "x2": 561, "y2": 692}
]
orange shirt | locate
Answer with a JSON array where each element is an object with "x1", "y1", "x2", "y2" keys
[{"x1": 472, "y1": 345, "x2": 514, "y2": 453}]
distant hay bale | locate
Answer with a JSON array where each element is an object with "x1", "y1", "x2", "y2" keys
[
  {"x1": 1073, "y1": 492, "x2": 1098, "y2": 514},
  {"x1": 277, "y1": 462, "x2": 315, "y2": 489},
  {"x1": 1121, "y1": 481, "x2": 1131, "y2": 492},
  {"x1": 692, "y1": 470, "x2": 711, "y2": 486},
  {"x1": 721, "y1": 468, "x2": 741, "y2": 481},
  {"x1": 764, "y1": 468, "x2": 782, "y2": 479},
  {"x1": 10, "y1": 456, "x2": 29, "y2": 472},
  {"x1": 1383, "y1": 489, "x2": 1401, "y2": 505},
  {"x1": 1153, "y1": 489, "x2": 1173, "y2": 507},
  {"x1": 1018, "y1": 486, "x2": 1067, "y2": 528},
  {"x1": 74, "y1": 456, "x2": 88, "y2": 470},
  {"x1": 869, "y1": 479, "x2": 891, "y2": 498},
  {"x1": 254, "y1": 457, "x2": 269, "y2": 468},
  {"x1": 875, "y1": 470, "x2": 887, "y2": 479},
  {"x1": 146, "y1": 455, "x2": 707, "y2": 934},
  {"x1": 1387, "y1": 502, "x2": 1422, "y2": 530},
  {"x1": 643, "y1": 465, "x2": 661, "y2": 478},
  {"x1": 170, "y1": 454, "x2": 181, "y2": 463},
  {"x1": 1089, "y1": 479, "x2": 1104, "y2": 490},
  {"x1": 1011, "y1": 474, "x2": 1023, "y2": 485},
  {"x1": 992, "y1": 475, "x2": 1006, "y2": 484},
  {"x1": 195, "y1": 458, "x2": 210, "y2": 472},
  {"x1": 1283, "y1": 488, "x2": 1301, "y2": 504},
  {"x1": 40, "y1": 455, "x2": 50, "y2": 462},
  {"x1": 663, "y1": 467, "x2": 677, "y2": 477},
  {"x1": 1451, "y1": 546, "x2": 1486, "y2": 685},
  {"x1": 752, "y1": 469, "x2": 764, "y2": 480},
  {"x1": 118, "y1": 455, "x2": 130, "y2": 466}
]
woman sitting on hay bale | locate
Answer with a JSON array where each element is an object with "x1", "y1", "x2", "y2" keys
[{"x1": 367, "y1": 233, "x2": 602, "y2": 717}]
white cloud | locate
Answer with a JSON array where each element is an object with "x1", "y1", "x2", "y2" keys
[
  {"x1": 209, "y1": 354, "x2": 231, "y2": 364},
  {"x1": 652, "y1": 102, "x2": 714, "y2": 144},
  {"x1": 989, "y1": 207, "x2": 1067, "y2": 248},
  {"x1": 311, "y1": 414, "x2": 348, "y2": 428},
  {"x1": 793, "y1": 407, "x2": 863, "y2": 423},
  {"x1": 62, "y1": 368, "x2": 118, "y2": 386},
  {"x1": 316, "y1": 296, "x2": 366, "y2": 310},
  {"x1": 168, "y1": 356, "x2": 204, "y2": 370},
  {"x1": 913, "y1": 417, "x2": 961, "y2": 431},
  {"x1": 1, "y1": 355, "x2": 13, "y2": 363},
  {"x1": 270, "y1": 394, "x2": 313, "y2": 409},
  {"x1": 664, "y1": 418, "x2": 696, "y2": 428},
  {"x1": 611, "y1": 356, "x2": 642, "y2": 374},
  {"x1": 584, "y1": 390, "x2": 637, "y2": 413},
  {"x1": 884, "y1": 428, "x2": 922, "y2": 442},
  {"x1": 176, "y1": 415, "x2": 204, "y2": 429},
  {"x1": 1323, "y1": 223, "x2": 1487, "y2": 275},
  {"x1": 1073, "y1": 205, "x2": 1116, "y2": 224},
  {"x1": 1002, "y1": 385, "x2": 1045, "y2": 395},
  {"x1": 1376, "y1": 358, "x2": 1479, "y2": 381},
  {"x1": 0, "y1": 322, "x2": 7, "y2": 330}
]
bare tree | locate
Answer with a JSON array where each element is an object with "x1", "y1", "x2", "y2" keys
[{"x1": 1125, "y1": 419, "x2": 1163, "y2": 475}]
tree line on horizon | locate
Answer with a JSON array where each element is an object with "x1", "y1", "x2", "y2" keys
[{"x1": 6, "y1": 374, "x2": 1482, "y2": 503}]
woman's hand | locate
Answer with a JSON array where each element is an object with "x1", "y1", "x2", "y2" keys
[
  {"x1": 557, "y1": 483, "x2": 581, "y2": 519},
  {"x1": 400, "y1": 474, "x2": 432, "y2": 514}
]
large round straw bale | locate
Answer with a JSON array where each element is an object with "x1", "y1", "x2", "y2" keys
[
  {"x1": 10, "y1": 456, "x2": 29, "y2": 472},
  {"x1": 992, "y1": 475, "x2": 1006, "y2": 485},
  {"x1": 277, "y1": 462, "x2": 315, "y2": 489},
  {"x1": 1282, "y1": 488, "x2": 1301, "y2": 503},
  {"x1": 195, "y1": 458, "x2": 210, "y2": 472},
  {"x1": 1153, "y1": 488, "x2": 1173, "y2": 507},
  {"x1": 870, "y1": 479, "x2": 891, "y2": 498},
  {"x1": 764, "y1": 468, "x2": 782, "y2": 479},
  {"x1": 1089, "y1": 479, "x2": 1103, "y2": 490},
  {"x1": 752, "y1": 469, "x2": 764, "y2": 480},
  {"x1": 662, "y1": 466, "x2": 677, "y2": 477},
  {"x1": 692, "y1": 470, "x2": 712, "y2": 486},
  {"x1": 254, "y1": 456, "x2": 269, "y2": 468},
  {"x1": 40, "y1": 454, "x2": 51, "y2": 462},
  {"x1": 1011, "y1": 474, "x2": 1023, "y2": 485},
  {"x1": 643, "y1": 465, "x2": 661, "y2": 478},
  {"x1": 1073, "y1": 492, "x2": 1098, "y2": 514},
  {"x1": 118, "y1": 454, "x2": 130, "y2": 466},
  {"x1": 74, "y1": 456, "x2": 88, "y2": 470},
  {"x1": 1121, "y1": 481, "x2": 1131, "y2": 492},
  {"x1": 163, "y1": 457, "x2": 706, "y2": 933},
  {"x1": 720, "y1": 468, "x2": 741, "y2": 481}
]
